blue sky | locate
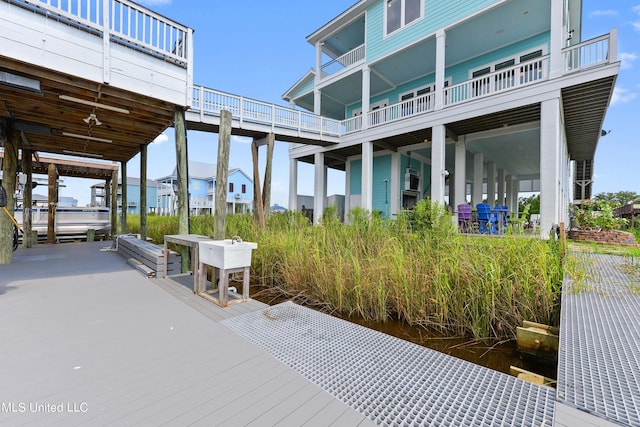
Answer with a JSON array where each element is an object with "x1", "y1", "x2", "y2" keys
[{"x1": 61, "y1": 0, "x2": 640, "y2": 207}]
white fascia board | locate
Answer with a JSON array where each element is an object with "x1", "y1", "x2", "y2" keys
[{"x1": 306, "y1": 0, "x2": 375, "y2": 45}]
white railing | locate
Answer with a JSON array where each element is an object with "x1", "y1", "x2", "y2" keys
[
  {"x1": 368, "y1": 92, "x2": 435, "y2": 128},
  {"x1": 192, "y1": 86, "x2": 342, "y2": 137},
  {"x1": 321, "y1": 44, "x2": 365, "y2": 78},
  {"x1": 563, "y1": 33, "x2": 612, "y2": 73},
  {"x1": 445, "y1": 56, "x2": 549, "y2": 106},
  {"x1": 342, "y1": 115, "x2": 363, "y2": 134},
  {"x1": 11, "y1": 0, "x2": 190, "y2": 66}
]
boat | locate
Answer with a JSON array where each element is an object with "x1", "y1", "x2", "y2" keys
[{"x1": 14, "y1": 207, "x2": 111, "y2": 237}]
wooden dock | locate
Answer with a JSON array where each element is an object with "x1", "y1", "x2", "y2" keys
[{"x1": 0, "y1": 242, "x2": 373, "y2": 426}]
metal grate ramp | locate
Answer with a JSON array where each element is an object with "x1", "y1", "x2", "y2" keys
[
  {"x1": 557, "y1": 253, "x2": 640, "y2": 426},
  {"x1": 222, "y1": 301, "x2": 555, "y2": 426}
]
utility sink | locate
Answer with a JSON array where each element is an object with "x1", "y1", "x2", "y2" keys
[{"x1": 198, "y1": 239, "x2": 257, "y2": 270}]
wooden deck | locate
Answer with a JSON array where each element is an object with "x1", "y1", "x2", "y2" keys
[{"x1": 0, "y1": 242, "x2": 373, "y2": 426}]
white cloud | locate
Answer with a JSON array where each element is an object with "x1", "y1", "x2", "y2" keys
[
  {"x1": 619, "y1": 52, "x2": 638, "y2": 69},
  {"x1": 231, "y1": 135, "x2": 252, "y2": 144},
  {"x1": 152, "y1": 132, "x2": 169, "y2": 144},
  {"x1": 589, "y1": 9, "x2": 618, "y2": 18},
  {"x1": 610, "y1": 86, "x2": 637, "y2": 106},
  {"x1": 633, "y1": 5, "x2": 640, "y2": 14}
]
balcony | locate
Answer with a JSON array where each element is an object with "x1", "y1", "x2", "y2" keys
[{"x1": 320, "y1": 44, "x2": 365, "y2": 79}]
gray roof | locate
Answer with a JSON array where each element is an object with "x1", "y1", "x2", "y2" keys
[{"x1": 171, "y1": 160, "x2": 217, "y2": 180}]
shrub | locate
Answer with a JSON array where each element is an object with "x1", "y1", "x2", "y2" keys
[{"x1": 573, "y1": 200, "x2": 627, "y2": 231}]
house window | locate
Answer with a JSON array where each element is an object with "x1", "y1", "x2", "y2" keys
[
  {"x1": 229, "y1": 183, "x2": 234, "y2": 192},
  {"x1": 386, "y1": 0, "x2": 422, "y2": 35},
  {"x1": 241, "y1": 184, "x2": 246, "y2": 194}
]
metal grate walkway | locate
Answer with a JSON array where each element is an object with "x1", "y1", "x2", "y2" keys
[
  {"x1": 222, "y1": 301, "x2": 555, "y2": 426},
  {"x1": 557, "y1": 253, "x2": 640, "y2": 426}
]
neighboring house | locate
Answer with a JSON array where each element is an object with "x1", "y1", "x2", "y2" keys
[
  {"x1": 156, "y1": 160, "x2": 253, "y2": 215},
  {"x1": 90, "y1": 178, "x2": 159, "y2": 215},
  {"x1": 283, "y1": 0, "x2": 619, "y2": 236}
]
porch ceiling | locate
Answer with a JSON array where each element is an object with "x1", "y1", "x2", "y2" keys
[{"x1": 0, "y1": 56, "x2": 176, "y2": 164}]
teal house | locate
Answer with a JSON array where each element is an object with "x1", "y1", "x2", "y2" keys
[{"x1": 283, "y1": 0, "x2": 619, "y2": 236}]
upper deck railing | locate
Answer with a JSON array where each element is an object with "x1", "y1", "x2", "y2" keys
[
  {"x1": 191, "y1": 86, "x2": 342, "y2": 138},
  {"x1": 563, "y1": 32, "x2": 616, "y2": 73},
  {"x1": 320, "y1": 44, "x2": 365, "y2": 78},
  {"x1": 8, "y1": 0, "x2": 191, "y2": 66}
]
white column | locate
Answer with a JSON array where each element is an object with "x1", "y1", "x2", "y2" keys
[
  {"x1": 497, "y1": 169, "x2": 506, "y2": 206},
  {"x1": 540, "y1": 97, "x2": 562, "y2": 238},
  {"x1": 448, "y1": 173, "x2": 455, "y2": 209},
  {"x1": 549, "y1": 0, "x2": 564, "y2": 79},
  {"x1": 313, "y1": 152, "x2": 325, "y2": 224},
  {"x1": 487, "y1": 162, "x2": 496, "y2": 206},
  {"x1": 289, "y1": 158, "x2": 298, "y2": 210},
  {"x1": 289, "y1": 100, "x2": 296, "y2": 109},
  {"x1": 472, "y1": 153, "x2": 484, "y2": 206},
  {"x1": 314, "y1": 42, "x2": 322, "y2": 115},
  {"x1": 434, "y1": 30, "x2": 446, "y2": 110},
  {"x1": 505, "y1": 175, "x2": 513, "y2": 209},
  {"x1": 510, "y1": 177, "x2": 519, "y2": 213},
  {"x1": 315, "y1": 42, "x2": 322, "y2": 82},
  {"x1": 390, "y1": 152, "x2": 400, "y2": 217},
  {"x1": 430, "y1": 125, "x2": 446, "y2": 204},
  {"x1": 362, "y1": 66, "x2": 371, "y2": 130},
  {"x1": 314, "y1": 89, "x2": 321, "y2": 115},
  {"x1": 454, "y1": 139, "x2": 467, "y2": 207},
  {"x1": 345, "y1": 160, "x2": 351, "y2": 216},
  {"x1": 361, "y1": 141, "x2": 373, "y2": 212}
]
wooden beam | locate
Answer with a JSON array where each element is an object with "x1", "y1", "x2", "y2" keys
[
  {"x1": 214, "y1": 110, "x2": 232, "y2": 240},
  {"x1": 22, "y1": 149, "x2": 33, "y2": 248},
  {"x1": 175, "y1": 109, "x2": 190, "y2": 272},
  {"x1": 262, "y1": 133, "x2": 275, "y2": 221},
  {"x1": 140, "y1": 144, "x2": 147, "y2": 240},
  {"x1": 0, "y1": 131, "x2": 18, "y2": 263},
  {"x1": 324, "y1": 151, "x2": 348, "y2": 162},
  {"x1": 373, "y1": 140, "x2": 397, "y2": 153},
  {"x1": 445, "y1": 127, "x2": 458, "y2": 142},
  {"x1": 47, "y1": 163, "x2": 57, "y2": 244},
  {"x1": 252, "y1": 140, "x2": 264, "y2": 228}
]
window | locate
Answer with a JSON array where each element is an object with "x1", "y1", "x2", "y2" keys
[
  {"x1": 229, "y1": 183, "x2": 234, "y2": 192},
  {"x1": 241, "y1": 184, "x2": 246, "y2": 194},
  {"x1": 386, "y1": 0, "x2": 422, "y2": 35}
]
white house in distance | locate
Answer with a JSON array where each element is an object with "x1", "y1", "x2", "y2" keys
[
  {"x1": 283, "y1": 0, "x2": 619, "y2": 236},
  {"x1": 156, "y1": 160, "x2": 253, "y2": 216}
]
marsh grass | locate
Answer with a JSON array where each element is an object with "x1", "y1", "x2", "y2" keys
[{"x1": 126, "y1": 203, "x2": 564, "y2": 340}]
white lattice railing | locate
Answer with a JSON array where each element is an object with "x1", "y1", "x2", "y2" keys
[
  {"x1": 11, "y1": 0, "x2": 190, "y2": 65},
  {"x1": 563, "y1": 32, "x2": 614, "y2": 73},
  {"x1": 445, "y1": 57, "x2": 549, "y2": 106},
  {"x1": 368, "y1": 92, "x2": 436, "y2": 128},
  {"x1": 321, "y1": 44, "x2": 365, "y2": 78},
  {"x1": 192, "y1": 86, "x2": 342, "y2": 137}
]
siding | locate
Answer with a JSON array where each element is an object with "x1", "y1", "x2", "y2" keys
[
  {"x1": 290, "y1": 76, "x2": 314, "y2": 100},
  {"x1": 372, "y1": 155, "x2": 392, "y2": 217},
  {"x1": 227, "y1": 170, "x2": 254, "y2": 201},
  {"x1": 190, "y1": 178, "x2": 208, "y2": 197},
  {"x1": 350, "y1": 159, "x2": 362, "y2": 195},
  {"x1": 366, "y1": 0, "x2": 498, "y2": 63}
]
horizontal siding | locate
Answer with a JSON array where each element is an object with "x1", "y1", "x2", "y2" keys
[
  {"x1": 350, "y1": 159, "x2": 362, "y2": 195},
  {"x1": 367, "y1": 0, "x2": 499, "y2": 63},
  {"x1": 372, "y1": 155, "x2": 392, "y2": 217},
  {"x1": 290, "y1": 77, "x2": 315, "y2": 100}
]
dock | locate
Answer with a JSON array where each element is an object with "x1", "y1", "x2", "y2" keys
[{"x1": 1, "y1": 243, "x2": 638, "y2": 426}]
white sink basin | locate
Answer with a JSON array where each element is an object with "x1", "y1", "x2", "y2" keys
[{"x1": 199, "y1": 239, "x2": 257, "y2": 270}]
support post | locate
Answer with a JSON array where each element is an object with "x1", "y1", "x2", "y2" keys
[
  {"x1": 110, "y1": 169, "x2": 118, "y2": 238},
  {"x1": 251, "y1": 140, "x2": 264, "y2": 228},
  {"x1": 472, "y1": 153, "x2": 484, "y2": 206},
  {"x1": 47, "y1": 163, "x2": 58, "y2": 244},
  {"x1": 22, "y1": 149, "x2": 33, "y2": 248},
  {"x1": 430, "y1": 125, "x2": 446, "y2": 204},
  {"x1": 121, "y1": 161, "x2": 127, "y2": 234},
  {"x1": 175, "y1": 109, "x2": 190, "y2": 271},
  {"x1": 262, "y1": 133, "x2": 275, "y2": 220},
  {"x1": 314, "y1": 152, "x2": 326, "y2": 223},
  {"x1": 0, "y1": 131, "x2": 18, "y2": 263},
  {"x1": 487, "y1": 162, "x2": 496, "y2": 206},
  {"x1": 361, "y1": 142, "x2": 373, "y2": 213},
  {"x1": 215, "y1": 110, "x2": 232, "y2": 238},
  {"x1": 454, "y1": 139, "x2": 467, "y2": 208},
  {"x1": 540, "y1": 97, "x2": 562, "y2": 238},
  {"x1": 140, "y1": 144, "x2": 147, "y2": 240},
  {"x1": 434, "y1": 30, "x2": 446, "y2": 110},
  {"x1": 289, "y1": 157, "x2": 298, "y2": 211}
]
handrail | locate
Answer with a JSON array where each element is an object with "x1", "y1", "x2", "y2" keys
[
  {"x1": 562, "y1": 33, "x2": 612, "y2": 73},
  {"x1": 10, "y1": 0, "x2": 190, "y2": 66},
  {"x1": 321, "y1": 44, "x2": 366, "y2": 78},
  {"x1": 191, "y1": 86, "x2": 342, "y2": 137},
  {"x1": 445, "y1": 56, "x2": 549, "y2": 106},
  {"x1": 368, "y1": 92, "x2": 436, "y2": 128}
]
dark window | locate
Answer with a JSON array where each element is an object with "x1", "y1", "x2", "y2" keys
[
  {"x1": 472, "y1": 67, "x2": 491, "y2": 78},
  {"x1": 229, "y1": 183, "x2": 234, "y2": 192},
  {"x1": 495, "y1": 59, "x2": 515, "y2": 70},
  {"x1": 520, "y1": 50, "x2": 543, "y2": 62},
  {"x1": 386, "y1": 0, "x2": 421, "y2": 35},
  {"x1": 241, "y1": 184, "x2": 246, "y2": 194}
]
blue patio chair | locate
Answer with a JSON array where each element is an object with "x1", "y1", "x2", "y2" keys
[
  {"x1": 476, "y1": 203, "x2": 496, "y2": 234},
  {"x1": 457, "y1": 204, "x2": 473, "y2": 232},
  {"x1": 493, "y1": 205, "x2": 509, "y2": 233}
]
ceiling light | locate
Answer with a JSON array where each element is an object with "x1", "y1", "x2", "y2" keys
[
  {"x1": 58, "y1": 95, "x2": 130, "y2": 114},
  {"x1": 83, "y1": 113, "x2": 102, "y2": 126},
  {"x1": 62, "y1": 132, "x2": 112, "y2": 143},
  {"x1": 62, "y1": 150, "x2": 104, "y2": 159}
]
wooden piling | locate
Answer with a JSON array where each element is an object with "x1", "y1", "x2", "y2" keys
[
  {"x1": 111, "y1": 169, "x2": 118, "y2": 238},
  {"x1": 262, "y1": 133, "x2": 275, "y2": 221},
  {"x1": 175, "y1": 108, "x2": 190, "y2": 272},
  {"x1": 121, "y1": 160, "x2": 128, "y2": 234},
  {"x1": 251, "y1": 140, "x2": 264, "y2": 228},
  {"x1": 140, "y1": 143, "x2": 147, "y2": 241},
  {"x1": 22, "y1": 149, "x2": 33, "y2": 248},
  {"x1": 0, "y1": 131, "x2": 18, "y2": 264},
  {"x1": 214, "y1": 110, "x2": 232, "y2": 240},
  {"x1": 47, "y1": 163, "x2": 57, "y2": 244}
]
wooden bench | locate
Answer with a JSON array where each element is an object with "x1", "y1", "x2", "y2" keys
[{"x1": 114, "y1": 235, "x2": 181, "y2": 278}]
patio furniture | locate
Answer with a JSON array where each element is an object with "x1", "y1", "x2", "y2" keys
[
  {"x1": 476, "y1": 203, "x2": 496, "y2": 234},
  {"x1": 493, "y1": 205, "x2": 510, "y2": 234},
  {"x1": 457, "y1": 204, "x2": 473, "y2": 233}
]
